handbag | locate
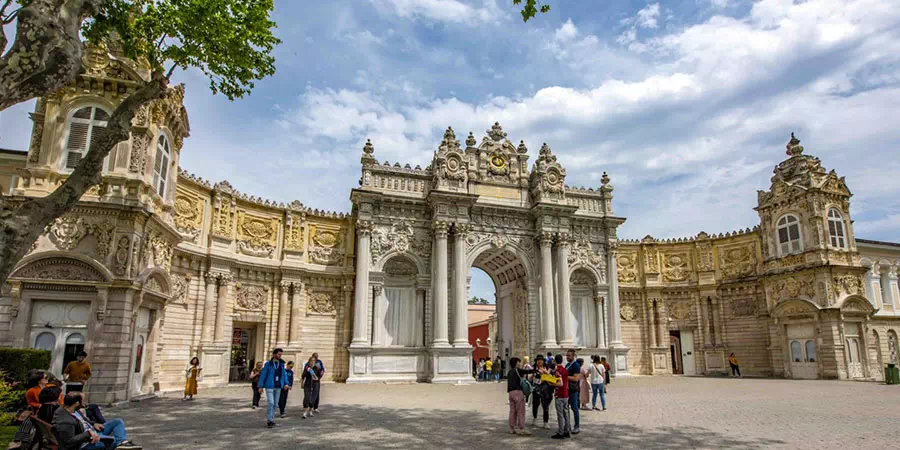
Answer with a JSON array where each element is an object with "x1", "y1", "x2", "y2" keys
[{"x1": 514, "y1": 369, "x2": 532, "y2": 397}]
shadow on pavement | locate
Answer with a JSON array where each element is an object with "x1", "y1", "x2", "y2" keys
[{"x1": 109, "y1": 396, "x2": 786, "y2": 450}]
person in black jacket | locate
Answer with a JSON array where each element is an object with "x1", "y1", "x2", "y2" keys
[
  {"x1": 506, "y1": 357, "x2": 536, "y2": 435},
  {"x1": 53, "y1": 393, "x2": 137, "y2": 450}
]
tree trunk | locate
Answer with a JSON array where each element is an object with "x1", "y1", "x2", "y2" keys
[
  {"x1": 0, "y1": 0, "x2": 101, "y2": 111},
  {"x1": 0, "y1": 77, "x2": 168, "y2": 286}
]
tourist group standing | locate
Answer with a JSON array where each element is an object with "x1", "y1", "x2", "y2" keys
[{"x1": 504, "y1": 349, "x2": 611, "y2": 439}]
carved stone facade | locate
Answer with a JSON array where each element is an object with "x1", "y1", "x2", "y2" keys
[{"x1": 1, "y1": 44, "x2": 898, "y2": 403}]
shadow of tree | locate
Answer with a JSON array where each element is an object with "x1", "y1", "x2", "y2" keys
[{"x1": 109, "y1": 396, "x2": 786, "y2": 450}]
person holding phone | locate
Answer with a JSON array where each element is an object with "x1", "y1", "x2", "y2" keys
[
  {"x1": 183, "y1": 357, "x2": 201, "y2": 401},
  {"x1": 301, "y1": 355, "x2": 322, "y2": 419}
]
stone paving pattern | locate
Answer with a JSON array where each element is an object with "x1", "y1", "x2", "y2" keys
[{"x1": 107, "y1": 377, "x2": 900, "y2": 450}]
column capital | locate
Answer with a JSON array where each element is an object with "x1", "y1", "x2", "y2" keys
[
  {"x1": 204, "y1": 272, "x2": 218, "y2": 284},
  {"x1": 433, "y1": 220, "x2": 450, "y2": 238},
  {"x1": 373, "y1": 284, "x2": 384, "y2": 296},
  {"x1": 342, "y1": 284, "x2": 353, "y2": 292},
  {"x1": 280, "y1": 280, "x2": 293, "y2": 289},
  {"x1": 539, "y1": 232, "x2": 555, "y2": 247},
  {"x1": 453, "y1": 223, "x2": 470, "y2": 236},
  {"x1": 357, "y1": 220, "x2": 374, "y2": 236},
  {"x1": 217, "y1": 273, "x2": 233, "y2": 284},
  {"x1": 556, "y1": 233, "x2": 572, "y2": 248}
]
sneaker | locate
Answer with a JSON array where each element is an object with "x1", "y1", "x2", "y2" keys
[
  {"x1": 302, "y1": 413, "x2": 308, "y2": 419},
  {"x1": 543, "y1": 422, "x2": 550, "y2": 429},
  {"x1": 551, "y1": 434, "x2": 565, "y2": 440},
  {"x1": 252, "y1": 405, "x2": 258, "y2": 409},
  {"x1": 313, "y1": 409, "x2": 320, "y2": 415},
  {"x1": 563, "y1": 432, "x2": 571, "y2": 439},
  {"x1": 266, "y1": 422, "x2": 274, "y2": 428},
  {"x1": 280, "y1": 413, "x2": 286, "y2": 418},
  {"x1": 572, "y1": 428, "x2": 580, "y2": 435},
  {"x1": 602, "y1": 407, "x2": 607, "y2": 411},
  {"x1": 518, "y1": 429, "x2": 532, "y2": 436},
  {"x1": 509, "y1": 429, "x2": 517, "y2": 435}
]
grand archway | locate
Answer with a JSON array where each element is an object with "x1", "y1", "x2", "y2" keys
[{"x1": 470, "y1": 245, "x2": 532, "y2": 363}]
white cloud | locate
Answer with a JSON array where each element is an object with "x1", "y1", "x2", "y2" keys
[
  {"x1": 636, "y1": 3, "x2": 661, "y2": 29},
  {"x1": 370, "y1": 0, "x2": 502, "y2": 24},
  {"x1": 554, "y1": 19, "x2": 578, "y2": 41}
]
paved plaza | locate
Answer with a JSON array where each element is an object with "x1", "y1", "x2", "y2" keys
[{"x1": 107, "y1": 376, "x2": 900, "y2": 450}]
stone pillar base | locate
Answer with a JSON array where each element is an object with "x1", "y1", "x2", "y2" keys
[
  {"x1": 611, "y1": 345, "x2": 632, "y2": 377},
  {"x1": 429, "y1": 347, "x2": 474, "y2": 384},
  {"x1": 199, "y1": 343, "x2": 230, "y2": 386},
  {"x1": 347, "y1": 347, "x2": 428, "y2": 383},
  {"x1": 650, "y1": 346, "x2": 670, "y2": 375}
]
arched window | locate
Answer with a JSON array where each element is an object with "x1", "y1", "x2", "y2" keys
[
  {"x1": 34, "y1": 332, "x2": 56, "y2": 352},
  {"x1": 776, "y1": 214, "x2": 803, "y2": 256},
  {"x1": 62, "y1": 106, "x2": 109, "y2": 171},
  {"x1": 153, "y1": 134, "x2": 171, "y2": 197},
  {"x1": 827, "y1": 209, "x2": 847, "y2": 249}
]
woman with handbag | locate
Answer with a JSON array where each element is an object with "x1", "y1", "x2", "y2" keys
[
  {"x1": 506, "y1": 357, "x2": 536, "y2": 435},
  {"x1": 530, "y1": 355, "x2": 553, "y2": 429}
]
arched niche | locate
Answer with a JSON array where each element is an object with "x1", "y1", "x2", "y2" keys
[{"x1": 373, "y1": 256, "x2": 423, "y2": 347}]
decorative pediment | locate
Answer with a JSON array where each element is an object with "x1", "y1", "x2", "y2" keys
[
  {"x1": 11, "y1": 257, "x2": 108, "y2": 283},
  {"x1": 772, "y1": 299, "x2": 819, "y2": 317},
  {"x1": 432, "y1": 127, "x2": 469, "y2": 192}
]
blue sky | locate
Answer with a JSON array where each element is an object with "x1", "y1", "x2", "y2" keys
[{"x1": 2, "y1": 0, "x2": 899, "y2": 301}]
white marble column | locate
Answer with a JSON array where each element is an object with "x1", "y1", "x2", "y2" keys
[
  {"x1": 432, "y1": 222, "x2": 450, "y2": 347},
  {"x1": 556, "y1": 236, "x2": 575, "y2": 348},
  {"x1": 351, "y1": 223, "x2": 372, "y2": 346},
  {"x1": 539, "y1": 233, "x2": 557, "y2": 348},
  {"x1": 595, "y1": 293, "x2": 606, "y2": 348},
  {"x1": 214, "y1": 274, "x2": 232, "y2": 343},
  {"x1": 277, "y1": 281, "x2": 290, "y2": 346},
  {"x1": 607, "y1": 249, "x2": 623, "y2": 346},
  {"x1": 452, "y1": 225, "x2": 469, "y2": 346},
  {"x1": 201, "y1": 273, "x2": 217, "y2": 343},
  {"x1": 289, "y1": 282, "x2": 303, "y2": 344}
]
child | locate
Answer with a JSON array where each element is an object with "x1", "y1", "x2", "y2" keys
[
  {"x1": 249, "y1": 361, "x2": 264, "y2": 409},
  {"x1": 278, "y1": 361, "x2": 295, "y2": 418}
]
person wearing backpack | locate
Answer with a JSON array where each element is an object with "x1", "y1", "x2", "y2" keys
[{"x1": 506, "y1": 357, "x2": 536, "y2": 435}]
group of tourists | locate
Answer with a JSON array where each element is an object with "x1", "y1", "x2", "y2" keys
[
  {"x1": 475, "y1": 356, "x2": 505, "y2": 382},
  {"x1": 506, "y1": 349, "x2": 611, "y2": 439},
  {"x1": 10, "y1": 352, "x2": 138, "y2": 450},
  {"x1": 183, "y1": 349, "x2": 327, "y2": 427}
]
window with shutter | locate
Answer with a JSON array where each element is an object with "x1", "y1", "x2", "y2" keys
[
  {"x1": 62, "y1": 106, "x2": 109, "y2": 172},
  {"x1": 776, "y1": 214, "x2": 803, "y2": 256},
  {"x1": 827, "y1": 209, "x2": 847, "y2": 249},
  {"x1": 154, "y1": 135, "x2": 171, "y2": 198}
]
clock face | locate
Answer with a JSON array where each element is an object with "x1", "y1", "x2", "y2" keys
[{"x1": 491, "y1": 155, "x2": 506, "y2": 169}]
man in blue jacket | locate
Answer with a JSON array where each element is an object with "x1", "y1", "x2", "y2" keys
[{"x1": 258, "y1": 348, "x2": 287, "y2": 428}]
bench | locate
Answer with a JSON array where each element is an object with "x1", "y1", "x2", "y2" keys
[{"x1": 29, "y1": 417, "x2": 57, "y2": 450}]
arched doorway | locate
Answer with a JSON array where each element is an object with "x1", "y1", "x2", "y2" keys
[{"x1": 469, "y1": 243, "x2": 533, "y2": 366}]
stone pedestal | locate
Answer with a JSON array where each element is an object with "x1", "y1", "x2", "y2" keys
[
  {"x1": 347, "y1": 347, "x2": 428, "y2": 383},
  {"x1": 199, "y1": 343, "x2": 230, "y2": 386},
  {"x1": 611, "y1": 345, "x2": 632, "y2": 377},
  {"x1": 650, "y1": 346, "x2": 670, "y2": 375},
  {"x1": 429, "y1": 347, "x2": 474, "y2": 384}
]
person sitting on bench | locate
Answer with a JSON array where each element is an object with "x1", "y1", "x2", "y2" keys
[{"x1": 53, "y1": 392, "x2": 138, "y2": 450}]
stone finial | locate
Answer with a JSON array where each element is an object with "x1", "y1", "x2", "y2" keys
[
  {"x1": 487, "y1": 122, "x2": 507, "y2": 141},
  {"x1": 466, "y1": 132, "x2": 477, "y2": 147},
  {"x1": 786, "y1": 132, "x2": 803, "y2": 156},
  {"x1": 601, "y1": 171, "x2": 610, "y2": 186},
  {"x1": 362, "y1": 139, "x2": 375, "y2": 156},
  {"x1": 443, "y1": 126, "x2": 456, "y2": 141},
  {"x1": 517, "y1": 140, "x2": 528, "y2": 154},
  {"x1": 539, "y1": 142, "x2": 552, "y2": 156}
]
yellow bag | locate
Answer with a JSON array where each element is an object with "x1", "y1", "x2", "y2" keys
[{"x1": 540, "y1": 373, "x2": 559, "y2": 385}]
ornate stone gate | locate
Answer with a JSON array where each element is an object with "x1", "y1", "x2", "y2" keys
[{"x1": 347, "y1": 123, "x2": 629, "y2": 383}]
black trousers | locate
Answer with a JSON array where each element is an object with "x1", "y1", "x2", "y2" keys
[
  {"x1": 730, "y1": 364, "x2": 741, "y2": 376},
  {"x1": 303, "y1": 383, "x2": 320, "y2": 409},
  {"x1": 252, "y1": 384, "x2": 260, "y2": 407},
  {"x1": 531, "y1": 387, "x2": 551, "y2": 423},
  {"x1": 278, "y1": 388, "x2": 289, "y2": 414}
]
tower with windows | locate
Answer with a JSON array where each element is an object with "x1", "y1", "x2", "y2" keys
[{"x1": 756, "y1": 134, "x2": 874, "y2": 379}]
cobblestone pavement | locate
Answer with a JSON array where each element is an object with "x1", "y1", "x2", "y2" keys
[{"x1": 106, "y1": 376, "x2": 900, "y2": 450}]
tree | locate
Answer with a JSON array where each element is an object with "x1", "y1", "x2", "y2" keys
[
  {"x1": 513, "y1": 0, "x2": 550, "y2": 22},
  {"x1": 0, "y1": 0, "x2": 279, "y2": 286},
  {"x1": 468, "y1": 296, "x2": 491, "y2": 305}
]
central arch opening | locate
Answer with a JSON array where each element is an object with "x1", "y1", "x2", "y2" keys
[{"x1": 469, "y1": 247, "x2": 529, "y2": 367}]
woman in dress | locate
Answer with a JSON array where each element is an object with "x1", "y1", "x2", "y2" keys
[
  {"x1": 183, "y1": 357, "x2": 201, "y2": 401},
  {"x1": 249, "y1": 361, "x2": 264, "y2": 409},
  {"x1": 578, "y1": 357, "x2": 591, "y2": 410},
  {"x1": 301, "y1": 355, "x2": 322, "y2": 419}
]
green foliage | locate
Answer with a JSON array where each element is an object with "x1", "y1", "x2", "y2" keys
[
  {"x1": 0, "y1": 425, "x2": 17, "y2": 446},
  {"x1": 468, "y1": 296, "x2": 491, "y2": 305},
  {"x1": 0, "y1": 369, "x2": 24, "y2": 422},
  {"x1": 513, "y1": 0, "x2": 551, "y2": 22},
  {"x1": 0, "y1": 349, "x2": 51, "y2": 384},
  {"x1": 83, "y1": 0, "x2": 280, "y2": 100}
]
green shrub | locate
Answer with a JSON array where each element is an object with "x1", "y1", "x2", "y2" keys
[{"x1": 0, "y1": 349, "x2": 51, "y2": 384}]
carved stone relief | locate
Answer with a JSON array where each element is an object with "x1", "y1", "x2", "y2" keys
[
  {"x1": 307, "y1": 291, "x2": 337, "y2": 315},
  {"x1": 235, "y1": 283, "x2": 268, "y2": 311},
  {"x1": 731, "y1": 297, "x2": 759, "y2": 317},
  {"x1": 309, "y1": 225, "x2": 345, "y2": 265},
  {"x1": 695, "y1": 241, "x2": 713, "y2": 272},
  {"x1": 284, "y1": 215, "x2": 304, "y2": 252},
  {"x1": 667, "y1": 301, "x2": 692, "y2": 321},
  {"x1": 617, "y1": 253, "x2": 637, "y2": 283},
  {"x1": 770, "y1": 275, "x2": 816, "y2": 303},
  {"x1": 662, "y1": 253, "x2": 690, "y2": 282},
  {"x1": 568, "y1": 238, "x2": 605, "y2": 270},
  {"x1": 720, "y1": 245, "x2": 756, "y2": 279},
  {"x1": 620, "y1": 304, "x2": 638, "y2": 321},
  {"x1": 832, "y1": 275, "x2": 864, "y2": 299},
  {"x1": 12, "y1": 258, "x2": 106, "y2": 282},
  {"x1": 174, "y1": 193, "x2": 204, "y2": 243},
  {"x1": 236, "y1": 211, "x2": 278, "y2": 258},
  {"x1": 114, "y1": 236, "x2": 130, "y2": 275},
  {"x1": 171, "y1": 275, "x2": 189, "y2": 304},
  {"x1": 49, "y1": 216, "x2": 87, "y2": 251}
]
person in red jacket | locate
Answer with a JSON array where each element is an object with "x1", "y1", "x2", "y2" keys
[{"x1": 551, "y1": 354, "x2": 571, "y2": 439}]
